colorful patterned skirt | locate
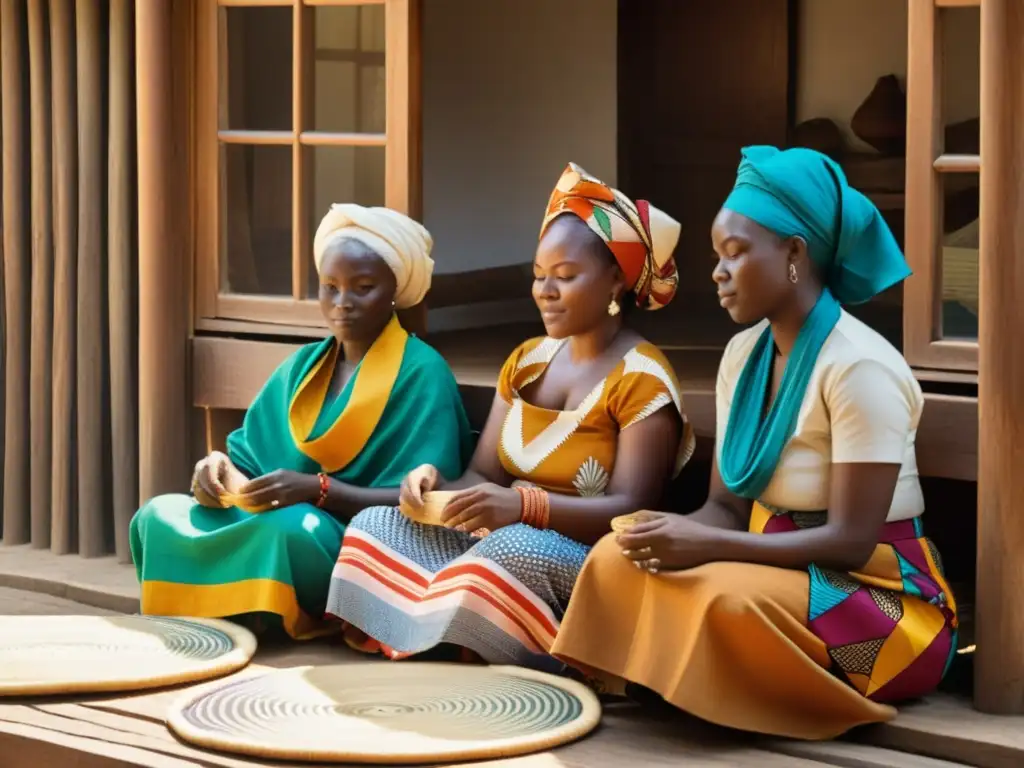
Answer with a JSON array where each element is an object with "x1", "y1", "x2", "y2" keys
[
  {"x1": 324, "y1": 505, "x2": 590, "y2": 671},
  {"x1": 550, "y1": 502, "x2": 958, "y2": 740},
  {"x1": 130, "y1": 494, "x2": 346, "y2": 639}
]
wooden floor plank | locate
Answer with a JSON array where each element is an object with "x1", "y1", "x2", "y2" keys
[
  {"x1": 765, "y1": 738, "x2": 971, "y2": 768},
  {"x1": 856, "y1": 693, "x2": 1024, "y2": 768},
  {"x1": 0, "y1": 544, "x2": 139, "y2": 613},
  {"x1": 0, "y1": 717, "x2": 201, "y2": 768},
  {"x1": 0, "y1": 705, "x2": 292, "y2": 768},
  {"x1": 0, "y1": 586, "x2": 120, "y2": 616}
]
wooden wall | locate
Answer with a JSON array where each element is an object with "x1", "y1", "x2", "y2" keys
[{"x1": 0, "y1": 0, "x2": 139, "y2": 562}]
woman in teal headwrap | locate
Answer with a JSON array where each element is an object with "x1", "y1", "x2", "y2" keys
[
  {"x1": 551, "y1": 147, "x2": 958, "y2": 739},
  {"x1": 130, "y1": 204, "x2": 472, "y2": 640}
]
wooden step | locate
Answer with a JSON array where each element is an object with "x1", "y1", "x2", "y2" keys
[
  {"x1": 856, "y1": 693, "x2": 1024, "y2": 768},
  {"x1": 766, "y1": 739, "x2": 970, "y2": 768},
  {"x1": 0, "y1": 543, "x2": 139, "y2": 615}
]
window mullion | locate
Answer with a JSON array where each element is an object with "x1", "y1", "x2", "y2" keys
[
  {"x1": 904, "y1": 0, "x2": 943, "y2": 364},
  {"x1": 292, "y1": 0, "x2": 308, "y2": 300},
  {"x1": 934, "y1": 154, "x2": 981, "y2": 173},
  {"x1": 384, "y1": 0, "x2": 419, "y2": 218}
]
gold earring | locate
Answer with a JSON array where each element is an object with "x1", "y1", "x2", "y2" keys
[
  {"x1": 608, "y1": 298, "x2": 621, "y2": 317},
  {"x1": 788, "y1": 263, "x2": 798, "y2": 284}
]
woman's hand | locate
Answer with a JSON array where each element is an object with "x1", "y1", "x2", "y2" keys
[
  {"x1": 234, "y1": 470, "x2": 319, "y2": 511},
  {"x1": 192, "y1": 451, "x2": 233, "y2": 508},
  {"x1": 399, "y1": 464, "x2": 441, "y2": 510},
  {"x1": 617, "y1": 512, "x2": 724, "y2": 573},
  {"x1": 440, "y1": 483, "x2": 522, "y2": 534}
]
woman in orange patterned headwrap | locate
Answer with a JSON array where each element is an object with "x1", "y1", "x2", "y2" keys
[{"x1": 324, "y1": 163, "x2": 696, "y2": 670}]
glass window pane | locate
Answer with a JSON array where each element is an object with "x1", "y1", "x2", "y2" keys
[
  {"x1": 221, "y1": 144, "x2": 293, "y2": 296},
  {"x1": 941, "y1": 173, "x2": 979, "y2": 341},
  {"x1": 306, "y1": 145, "x2": 386, "y2": 297},
  {"x1": 314, "y1": 59, "x2": 357, "y2": 131},
  {"x1": 312, "y1": 5, "x2": 386, "y2": 133},
  {"x1": 314, "y1": 5, "x2": 357, "y2": 49},
  {"x1": 222, "y1": 7, "x2": 293, "y2": 131},
  {"x1": 360, "y1": 65, "x2": 387, "y2": 133},
  {"x1": 360, "y1": 5, "x2": 386, "y2": 52},
  {"x1": 940, "y1": 7, "x2": 980, "y2": 153}
]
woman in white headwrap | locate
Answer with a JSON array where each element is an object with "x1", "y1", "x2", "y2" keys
[
  {"x1": 130, "y1": 205, "x2": 473, "y2": 640},
  {"x1": 313, "y1": 203, "x2": 435, "y2": 310}
]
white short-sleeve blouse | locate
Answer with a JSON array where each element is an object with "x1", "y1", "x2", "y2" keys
[{"x1": 715, "y1": 310, "x2": 925, "y2": 522}]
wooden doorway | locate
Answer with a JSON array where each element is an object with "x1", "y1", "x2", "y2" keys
[{"x1": 617, "y1": 0, "x2": 794, "y2": 345}]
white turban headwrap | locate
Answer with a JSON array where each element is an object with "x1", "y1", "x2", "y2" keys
[{"x1": 312, "y1": 204, "x2": 434, "y2": 309}]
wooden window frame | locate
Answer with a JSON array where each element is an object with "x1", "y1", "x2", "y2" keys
[
  {"x1": 193, "y1": 0, "x2": 421, "y2": 335},
  {"x1": 904, "y1": 0, "x2": 981, "y2": 372}
]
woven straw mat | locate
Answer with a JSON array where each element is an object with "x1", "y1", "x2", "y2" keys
[
  {"x1": 0, "y1": 615, "x2": 256, "y2": 696},
  {"x1": 167, "y1": 662, "x2": 602, "y2": 764}
]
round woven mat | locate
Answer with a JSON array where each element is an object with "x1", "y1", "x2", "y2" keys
[
  {"x1": 167, "y1": 663, "x2": 601, "y2": 764},
  {"x1": 0, "y1": 615, "x2": 256, "y2": 696}
]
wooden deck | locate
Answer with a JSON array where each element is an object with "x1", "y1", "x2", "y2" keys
[
  {"x1": 0, "y1": 585, "x2": 966, "y2": 768},
  {"x1": 1, "y1": 549, "x2": 1021, "y2": 768}
]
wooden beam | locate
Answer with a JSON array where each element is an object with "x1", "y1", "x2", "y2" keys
[
  {"x1": 136, "y1": 1, "x2": 190, "y2": 504},
  {"x1": 192, "y1": 338, "x2": 297, "y2": 410},
  {"x1": 76, "y1": 0, "x2": 107, "y2": 558},
  {"x1": 933, "y1": 154, "x2": 981, "y2": 173},
  {"x1": 2, "y1": 0, "x2": 32, "y2": 546},
  {"x1": 975, "y1": 0, "x2": 1024, "y2": 715},
  {"x1": 915, "y1": 394, "x2": 977, "y2": 482},
  {"x1": 27, "y1": 0, "x2": 54, "y2": 550},
  {"x1": 49, "y1": 0, "x2": 78, "y2": 556},
  {"x1": 108, "y1": 0, "x2": 137, "y2": 564},
  {"x1": 191, "y1": 336, "x2": 979, "y2": 483}
]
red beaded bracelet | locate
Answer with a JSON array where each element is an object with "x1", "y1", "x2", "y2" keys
[{"x1": 316, "y1": 472, "x2": 330, "y2": 508}]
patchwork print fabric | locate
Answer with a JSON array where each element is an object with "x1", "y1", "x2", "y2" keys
[{"x1": 753, "y1": 503, "x2": 959, "y2": 702}]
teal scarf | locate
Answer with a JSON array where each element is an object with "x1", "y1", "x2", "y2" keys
[
  {"x1": 719, "y1": 290, "x2": 841, "y2": 497},
  {"x1": 717, "y1": 146, "x2": 910, "y2": 499}
]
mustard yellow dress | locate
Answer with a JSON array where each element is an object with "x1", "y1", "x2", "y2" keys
[
  {"x1": 325, "y1": 336, "x2": 694, "y2": 670},
  {"x1": 549, "y1": 313, "x2": 958, "y2": 739}
]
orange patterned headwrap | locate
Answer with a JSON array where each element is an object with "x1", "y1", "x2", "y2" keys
[{"x1": 540, "y1": 163, "x2": 681, "y2": 311}]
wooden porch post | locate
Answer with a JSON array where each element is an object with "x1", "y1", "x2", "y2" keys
[
  {"x1": 2, "y1": 0, "x2": 32, "y2": 545},
  {"x1": 136, "y1": 0, "x2": 189, "y2": 503},
  {"x1": 975, "y1": 0, "x2": 1024, "y2": 715}
]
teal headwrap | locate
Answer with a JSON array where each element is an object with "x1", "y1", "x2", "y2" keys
[{"x1": 717, "y1": 146, "x2": 910, "y2": 500}]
